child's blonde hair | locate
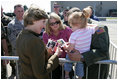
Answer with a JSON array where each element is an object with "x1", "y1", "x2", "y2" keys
[
  {"x1": 83, "y1": 7, "x2": 92, "y2": 18},
  {"x1": 68, "y1": 9, "x2": 89, "y2": 28}
]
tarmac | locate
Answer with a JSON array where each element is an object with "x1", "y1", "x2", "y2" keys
[{"x1": 101, "y1": 19, "x2": 117, "y2": 46}]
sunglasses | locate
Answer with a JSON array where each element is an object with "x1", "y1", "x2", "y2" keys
[
  {"x1": 50, "y1": 21, "x2": 60, "y2": 26},
  {"x1": 54, "y1": 5, "x2": 60, "y2": 8}
]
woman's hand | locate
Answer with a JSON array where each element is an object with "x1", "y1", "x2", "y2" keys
[
  {"x1": 47, "y1": 47, "x2": 54, "y2": 58},
  {"x1": 54, "y1": 46, "x2": 63, "y2": 57},
  {"x1": 3, "y1": 53, "x2": 9, "y2": 65},
  {"x1": 47, "y1": 47, "x2": 54, "y2": 54}
]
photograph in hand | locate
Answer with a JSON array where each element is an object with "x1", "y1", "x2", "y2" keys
[
  {"x1": 57, "y1": 39, "x2": 67, "y2": 47},
  {"x1": 46, "y1": 39, "x2": 57, "y2": 51}
]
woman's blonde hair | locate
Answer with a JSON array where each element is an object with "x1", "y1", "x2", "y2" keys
[
  {"x1": 45, "y1": 12, "x2": 66, "y2": 35},
  {"x1": 68, "y1": 9, "x2": 89, "y2": 28}
]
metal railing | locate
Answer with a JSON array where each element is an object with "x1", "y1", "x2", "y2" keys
[
  {"x1": 1, "y1": 56, "x2": 19, "y2": 79},
  {"x1": 1, "y1": 41, "x2": 117, "y2": 79},
  {"x1": 108, "y1": 41, "x2": 117, "y2": 79},
  {"x1": 59, "y1": 58, "x2": 117, "y2": 79},
  {"x1": 1, "y1": 56, "x2": 117, "y2": 79},
  {"x1": 109, "y1": 41, "x2": 117, "y2": 60}
]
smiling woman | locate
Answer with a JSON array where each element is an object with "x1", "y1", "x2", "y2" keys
[{"x1": 16, "y1": 5, "x2": 62, "y2": 79}]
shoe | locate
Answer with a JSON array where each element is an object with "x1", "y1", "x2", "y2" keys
[
  {"x1": 65, "y1": 76, "x2": 70, "y2": 79},
  {"x1": 8, "y1": 74, "x2": 15, "y2": 79}
]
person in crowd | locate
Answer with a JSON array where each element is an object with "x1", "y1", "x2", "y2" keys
[
  {"x1": 83, "y1": 6, "x2": 99, "y2": 24},
  {"x1": 1, "y1": 23, "x2": 9, "y2": 79},
  {"x1": 1, "y1": 6, "x2": 11, "y2": 79},
  {"x1": 53, "y1": 2, "x2": 63, "y2": 20},
  {"x1": 43, "y1": 12, "x2": 72, "y2": 78},
  {"x1": 63, "y1": 7, "x2": 82, "y2": 78},
  {"x1": 1, "y1": 7, "x2": 12, "y2": 33},
  {"x1": 63, "y1": 9, "x2": 69, "y2": 26},
  {"x1": 64, "y1": 10, "x2": 98, "y2": 79},
  {"x1": 87, "y1": 6, "x2": 99, "y2": 21},
  {"x1": 66, "y1": 7, "x2": 81, "y2": 28},
  {"x1": 16, "y1": 5, "x2": 62, "y2": 79},
  {"x1": 66, "y1": 7, "x2": 81, "y2": 17},
  {"x1": 67, "y1": 8, "x2": 109, "y2": 79},
  {"x1": 7, "y1": 4, "x2": 24, "y2": 78}
]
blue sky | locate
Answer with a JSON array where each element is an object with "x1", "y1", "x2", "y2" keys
[{"x1": 1, "y1": 0, "x2": 51, "y2": 13}]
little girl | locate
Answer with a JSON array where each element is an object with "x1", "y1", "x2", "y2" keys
[{"x1": 64, "y1": 8, "x2": 98, "y2": 79}]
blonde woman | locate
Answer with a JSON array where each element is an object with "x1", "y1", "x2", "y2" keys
[
  {"x1": 43, "y1": 12, "x2": 72, "y2": 78},
  {"x1": 43, "y1": 12, "x2": 72, "y2": 58}
]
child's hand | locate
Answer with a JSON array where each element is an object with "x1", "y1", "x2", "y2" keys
[{"x1": 62, "y1": 42, "x2": 69, "y2": 50}]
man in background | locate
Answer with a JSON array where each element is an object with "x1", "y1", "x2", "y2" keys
[
  {"x1": 53, "y1": 2, "x2": 63, "y2": 20},
  {"x1": 7, "y1": 4, "x2": 24, "y2": 78},
  {"x1": 1, "y1": 6, "x2": 11, "y2": 79}
]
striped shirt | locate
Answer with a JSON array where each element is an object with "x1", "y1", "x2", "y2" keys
[{"x1": 69, "y1": 26, "x2": 96, "y2": 54}]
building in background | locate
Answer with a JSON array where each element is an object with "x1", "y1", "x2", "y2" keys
[{"x1": 51, "y1": 1, "x2": 117, "y2": 17}]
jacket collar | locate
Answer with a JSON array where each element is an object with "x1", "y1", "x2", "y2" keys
[{"x1": 23, "y1": 29, "x2": 40, "y2": 37}]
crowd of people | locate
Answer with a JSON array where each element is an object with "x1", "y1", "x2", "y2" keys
[{"x1": 1, "y1": 2, "x2": 110, "y2": 79}]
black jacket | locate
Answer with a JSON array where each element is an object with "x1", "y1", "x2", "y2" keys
[{"x1": 82, "y1": 26, "x2": 110, "y2": 79}]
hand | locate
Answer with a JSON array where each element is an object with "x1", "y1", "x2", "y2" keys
[
  {"x1": 3, "y1": 53, "x2": 9, "y2": 65},
  {"x1": 3, "y1": 60, "x2": 9, "y2": 65},
  {"x1": 54, "y1": 46, "x2": 63, "y2": 57},
  {"x1": 68, "y1": 50, "x2": 81, "y2": 61},
  {"x1": 47, "y1": 48, "x2": 54, "y2": 54},
  {"x1": 63, "y1": 42, "x2": 70, "y2": 51}
]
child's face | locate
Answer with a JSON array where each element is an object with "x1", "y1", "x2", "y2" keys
[{"x1": 71, "y1": 24, "x2": 80, "y2": 31}]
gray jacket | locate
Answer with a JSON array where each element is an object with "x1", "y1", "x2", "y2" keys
[{"x1": 7, "y1": 18, "x2": 24, "y2": 56}]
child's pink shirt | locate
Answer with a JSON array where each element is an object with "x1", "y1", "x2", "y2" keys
[{"x1": 69, "y1": 25, "x2": 96, "y2": 54}]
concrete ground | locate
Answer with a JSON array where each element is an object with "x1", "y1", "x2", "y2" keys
[{"x1": 101, "y1": 19, "x2": 117, "y2": 45}]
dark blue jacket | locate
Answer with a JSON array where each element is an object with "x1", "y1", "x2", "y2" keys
[{"x1": 90, "y1": 15, "x2": 99, "y2": 21}]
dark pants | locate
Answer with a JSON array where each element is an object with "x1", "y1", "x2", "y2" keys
[
  {"x1": 83, "y1": 63, "x2": 109, "y2": 79},
  {"x1": 52, "y1": 65, "x2": 62, "y2": 79},
  {"x1": 51, "y1": 64, "x2": 74, "y2": 79},
  {"x1": 1, "y1": 60, "x2": 6, "y2": 79},
  {"x1": 10, "y1": 60, "x2": 16, "y2": 75}
]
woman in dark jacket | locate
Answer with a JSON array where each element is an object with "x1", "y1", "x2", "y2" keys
[{"x1": 16, "y1": 5, "x2": 62, "y2": 79}]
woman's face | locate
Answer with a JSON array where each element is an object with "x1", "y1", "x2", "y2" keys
[
  {"x1": 33, "y1": 19, "x2": 46, "y2": 34},
  {"x1": 49, "y1": 18, "x2": 60, "y2": 32}
]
